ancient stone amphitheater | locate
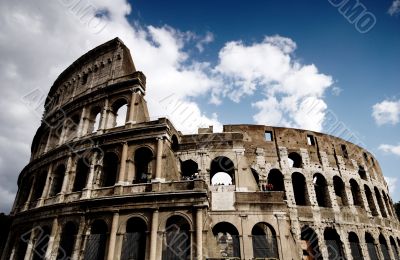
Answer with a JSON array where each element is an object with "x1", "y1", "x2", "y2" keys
[{"x1": 2, "y1": 38, "x2": 400, "y2": 260}]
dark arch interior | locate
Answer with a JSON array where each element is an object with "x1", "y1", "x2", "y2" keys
[
  {"x1": 57, "y1": 222, "x2": 78, "y2": 260},
  {"x1": 350, "y1": 179, "x2": 364, "y2": 208},
  {"x1": 324, "y1": 228, "x2": 344, "y2": 260},
  {"x1": 101, "y1": 152, "x2": 119, "y2": 187},
  {"x1": 313, "y1": 173, "x2": 331, "y2": 208},
  {"x1": 251, "y1": 223, "x2": 278, "y2": 259},
  {"x1": 292, "y1": 172, "x2": 310, "y2": 206},
  {"x1": 288, "y1": 152, "x2": 302, "y2": 168},
  {"x1": 267, "y1": 169, "x2": 284, "y2": 192},
  {"x1": 212, "y1": 222, "x2": 240, "y2": 258},
  {"x1": 364, "y1": 185, "x2": 379, "y2": 216},
  {"x1": 333, "y1": 176, "x2": 348, "y2": 206},
  {"x1": 134, "y1": 147, "x2": 153, "y2": 183},
  {"x1": 348, "y1": 232, "x2": 363, "y2": 260},
  {"x1": 163, "y1": 216, "x2": 190, "y2": 260},
  {"x1": 171, "y1": 135, "x2": 179, "y2": 152},
  {"x1": 72, "y1": 158, "x2": 90, "y2": 192},
  {"x1": 390, "y1": 236, "x2": 400, "y2": 260},
  {"x1": 85, "y1": 220, "x2": 108, "y2": 260},
  {"x1": 49, "y1": 164, "x2": 65, "y2": 197},
  {"x1": 180, "y1": 159, "x2": 198, "y2": 178},
  {"x1": 32, "y1": 171, "x2": 48, "y2": 202},
  {"x1": 375, "y1": 187, "x2": 387, "y2": 218},
  {"x1": 301, "y1": 226, "x2": 322, "y2": 260},
  {"x1": 251, "y1": 168, "x2": 260, "y2": 187},
  {"x1": 358, "y1": 165, "x2": 368, "y2": 180},
  {"x1": 366, "y1": 233, "x2": 379, "y2": 260},
  {"x1": 379, "y1": 234, "x2": 391, "y2": 260},
  {"x1": 210, "y1": 156, "x2": 235, "y2": 185},
  {"x1": 122, "y1": 218, "x2": 147, "y2": 260}
]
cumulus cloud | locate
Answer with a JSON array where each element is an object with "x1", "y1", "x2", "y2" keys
[
  {"x1": 385, "y1": 176, "x2": 398, "y2": 195},
  {"x1": 372, "y1": 99, "x2": 400, "y2": 126},
  {"x1": 379, "y1": 144, "x2": 400, "y2": 156},
  {"x1": 215, "y1": 35, "x2": 333, "y2": 131},
  {"x1": 0, "y1": 1, "x2": 335, "y2": 213},
  {"x1": 389, "y1": 0, "x2": 400, "y2": 16}
]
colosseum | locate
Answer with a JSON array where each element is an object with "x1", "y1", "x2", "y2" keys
[{"x1": 2, "y1": 38, "x2": 400, "y2": 260}]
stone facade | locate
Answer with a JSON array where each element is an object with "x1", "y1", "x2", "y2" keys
[{"x1": 2, "y1": 38, "x2": 400, "y2": 260}]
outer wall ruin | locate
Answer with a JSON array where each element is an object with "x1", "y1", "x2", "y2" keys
[{"x1": 2, "y1": 38, "x2": 400, "y2": 260}]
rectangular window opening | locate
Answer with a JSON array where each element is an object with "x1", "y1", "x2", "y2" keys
[
  {"x1": 307, "y1": 135, "x2": 315, "y2": 146},
  {"x1": 265, "y1": 131, "x2": 273, "y2": 142},
  {"x1": 341, "y1": 144, "x2": 349, "y2": 159}
]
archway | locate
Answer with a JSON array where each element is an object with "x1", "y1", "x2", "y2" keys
[
  {"x1": 180, "y1": 159, "x2": 198, "y2": 179},
  {"x1": 212, "y1": 222, "x2": 240, "y2": 258},
  {"x1": 134, "y1": 147, "x2": 153, "y2": 183},
  {"x1": 364, "y1": 185, "x2": 378, "y2": 216},
  {"x1": 121, "y1": 217, "x2": 147, "y2": 260},
  {"x1": 301, "y1": 226, "x2": 322, "y2": 260},
  {"x1": 267, "y1": 169, "x2": 284, "y2": 191},
  {"x1": 350, "y1": 179, "x2": 364, "y2": 208},
  {"x1": 366, "y1": 233, "x2": 379, "y2": 260},
  {"x1": 72, "y1": 158, "x2": 90, "y2": 192},
  {"x1": 379, "y1": 234, "x2": 391, "y2": 260},
  {"x1": 49, "y1": 164, "x2": 65, "y2": 197},
  {"x1": 210, "y1": 157, "x2": 235, "y2": 185},
  {"x1": 84, "y1": 220, "x2": 108, "y2": 260},
  {"x1": 324, "y1": 228, "x2": 344, "y2": 260},
  {"x1": 313, "y1": 173, "x2": 331, "y2": 208},
  {"x1": 57, "y1": 222, "x2": 77, "y2": 259},
  {"x1": 162, "y1": 215, "x2": 191, "y2": 260},
  {"x1": 251, "y1": 222, "x2": 278, "y2": 259},
  {"x1": 349, "y1": 232, "x2": 363, "y2": 260},
  {"x1": 333, "y1": 176, "x2": 348, "y2": 206},
  {"x1": 375, "y1": 187, "x2": 387, "y2": 218},
  {"x1": 100, "y1": 152, "x2": 119, "y2": 187},
  {"x1": 32, "y1": 226, "x2": 51, "y2": 260},
  {"x1": 288, "y1": 152, "x2": 302, "y2": 168},
  {"x1": 292, "y1": 172, "x2": 310, "y2": 206}
]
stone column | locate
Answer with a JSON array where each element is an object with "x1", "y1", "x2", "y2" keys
[
  {"x1": 196, "y1": 208, "x2": 203, "y2": 260},
  {"x1": 44, "y1": 218, "x2": 58, "y2": 259},
  {"x1": 58, "y1": 121, "x2": 67, "y2": 146},
  {"x1": 77, "y1": 107, "x2": 87, "y2": 138},
  {"x1": 98, "y1": 98, "x2": 109, "y2": 132},
  {"x1": 155, "y1": 138, "x2": 164, "y2": 181},
  {"x1": 37, "y1": 164, "x2": 53, "y2": 207},
  {"x1": 149, "y1": 210, "x2": 159, "y2": 260},
  {"x1": 23, "y1": 227, "x2": 36, "y2": 260},
  {"x1": 71, "y1": 216, "x2": 86, "y2": 260},
  {"x1": 44, "y1": 129, "x2": 53, "y2": 153},
  {"x1": 118, "y1": 142, "x2": 128, "y2": 184},
  {"x1": 107, "y1": 212, "x2": 119, "y2": 260},
  {"x1": 60, "y1": 155, "x2": 73, "y2": 195},
  {"x1": 83, "y1": 151, "x2": 98, "y2": 198},
  {"x1": 23, "y1": 178, "x2": 36, "y2": 211},
  {"x1": 127, "y1": 91, "x2": 138, "y2": 124}
]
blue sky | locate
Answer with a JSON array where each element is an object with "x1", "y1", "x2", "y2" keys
[{"x1": 0, "y1": 0, "x2": 399, "y2": 212}]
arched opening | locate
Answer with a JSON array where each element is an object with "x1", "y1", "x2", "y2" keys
[
  {"x1": 57, "y1": 222, "x2": 78, "y2": 260},
  {"x1": 72, "y1": 158, "x2": 90, "y2": 192},
  {"x1": 251, "y1": 222, "x2": 278, "y2": 259},
  {"x1": 267, "y1": 169, "x2": 284, "y2": 191},
  {"x1": 364, "y1": 185, "x2": 379, "y2": 216},
  {"x1": 324, "y1": 228, "x2": 344, "y2": 260},
  {"x1": 180, "y1": 159, "x2": 198, "y2": 179},
  {"x1": 333, "y1": 176, "x2": 348, "y2": 206},
  {"x1": 171, "y1": 135, "x2": 179, "y2": 152},
  {"x1": 32, "y1": 226, "x2": 51, "y2": 260},
  {"x1": 382, "y1": 192, "x2": 393, "y2": 217},
  {"x1": 65, "y1": 114, "x2": 80, "y2": 141},
  {"x1": 210, "y1": 157, "x2": 235, "y2": 186},
  {"x1": 358, "y1": 165, "x2": 368, "y2": 180},
  {"x1": 89, "y1": 106, "x2": 102, "y2": 133},
  {"x1": 110, "y1": 99, "x2": 128, "y2": 128},
  {"x1": 100, "y1": 152, "x2": 119, "y2": 187},
  {"x1": 162, "y1": 215, "x2": 191, "y2": 260},
  {"x1": 350, "y1": 179, "x2": 364, "y2": 208},
  {"x1": 84, "y1": 220, "x2": 108, "y2": 260},
  {"x1": 390, "y1": 236, "x2": 400, "y2": 260},
  {"x1": 31, "y1": 171, "x2": 48, "y2": 202},
  {"x1": 212, "y1": 222, "x2": 240, "y2": 258},
  {"x1": 14, "y1": 229, "x2": 30, "y2": 260},
  {"x1": 288, "y1": 152, "x2": 302, "y2": 168},
  {"x1": 37, "y1": 131, "x2": 49, "y2": 155},
  {"x1": 313, "y1": 173, "x2": 331, "y2": 208},
  {"x1": 49, "y1": 164, "x2": 65, "y2": 197},
  {"x1": 366, "y1": 233, "x2": 379, "y2": 260},
  {"x1": 17, "y1": 177, "x2": 33, "y2": 207},
  {"x1": 292, "y1": 172, "x2": 310, "y2": 206},
  {"x1": 301, "y1": 226, "x2": 322, "y2": 260},
  {"x1": 379, "y1": 234, "x2": 391, "y2": 260},
  {"x1": 375, "y1": 187, "x2": 387, "y2": 218},
  {"x1": 121, "y1": 217, "x2": 147, "y2": 260},
  {"x1": 134, "y1": 147, "x2": 153, "y2": 183},
  {"x1": 349, "y1": 232, "x2": 364, "y2": 260}
]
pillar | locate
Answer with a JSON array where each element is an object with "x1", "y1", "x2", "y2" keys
[
  {"x1": 83, "y1": 151, "x2": 98, "y2": 198},
  {"x1": 77, "y1": 107, "x2": 87, "y2": 138},
  {"x1": 149, "y1": 210, "x2": 159, "y2": 260},
  {"x1": 118, "y1": 142, "x2": 128, "y2": 184},
  {"x1": 127, "y1": 91, "x2": 138, "y2": 124},
  {"x1": 71, "y1": 216, "x2": 86, "y2": 260},
  {"x1": 44, "y1": 218, "x2": 58, "y2": 259},
  {"x1": 99, "y1": 99, "x2": 110, "y2": 131},
  {"x1": 155, "y1": 137, "x2": 164, "y2": 180},
  {"x1": 23, "y1": 178, "x2": 36, "y2": 211},
  {"x1": 57, "y1": 121, "x2": 67, "y2": 146},
  {"x1": 38, "y1": 164, "x2": 53, "y2": 207},
  {"x1": 196, "y1": 208, "x2": 203, "y2": 260},
  {"x1": 107, "y1": 212, "x2": 119, "y2": 260},
  {"x1": 23, "y1": 227, "x2": 36, "y2": 260},
  {"x1": 60, "y1": 155, "x2": 73, "y2": 195}
]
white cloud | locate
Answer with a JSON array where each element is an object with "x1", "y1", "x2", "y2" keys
[
  {"x1": 372, "y1": 99, "x2": 400, "y2": 126},
  {"x1": 215, "y1": 35, "x2": 333, "y2": 131},
  {"x1": 0, "y1": 1, "x2": 335, "y2": 213},
  {"x1": 389, "y1": 0, "x2": 400, "y2": 16},
  {"x1": 379, "y1": 144, "x2": 400, "y2": 156},
  {"x1": 385, "y1": 176, "x2": 398, "y2": 195}
]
